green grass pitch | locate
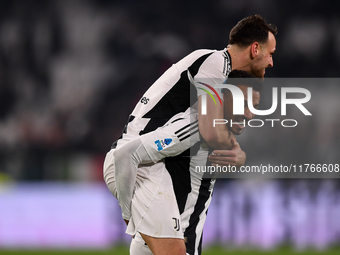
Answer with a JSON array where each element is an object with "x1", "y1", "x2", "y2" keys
[{"x1": 1, "y1": 245, "x2": 340, "y2": 255}]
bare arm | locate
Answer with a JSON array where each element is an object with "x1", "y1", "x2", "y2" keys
[
  {"x1": 198, "y1": 94, "x2": 233, "y2": 150},
  {"x1": 198, "y1": 93, "x2": 246, "y2": 167}
]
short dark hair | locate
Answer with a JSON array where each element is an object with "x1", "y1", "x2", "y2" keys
[
  {"x1": 226, "y1": 70, "x2": 263, "y2": 92},
  {"x1": 229, "y1": 15, "x2": 277, "y2": 47}
]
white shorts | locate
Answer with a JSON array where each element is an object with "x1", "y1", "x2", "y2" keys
[
  {"x1": 126, "y1": 111, "x2": 199, "y2": 238},
  {"x1": 126, "y1": 162, "x2": 184, "y2": 239},
  {"x1": 104, "y1": 109, "x2": 199, "y2": 239}
]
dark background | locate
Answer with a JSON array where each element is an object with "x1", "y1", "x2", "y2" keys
[
  {"x1": 0, "y1": 0, "x2": 339, "y2": 251},
  {"x1": 0, "y1": 0, "x2": 339, "y2": 181}
]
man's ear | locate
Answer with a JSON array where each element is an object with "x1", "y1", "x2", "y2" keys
[{"x1": 250, "y1": 42, "x2": 259, "y2": 59}]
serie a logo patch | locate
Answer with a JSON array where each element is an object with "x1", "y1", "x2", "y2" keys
[{"x1": 154, "y1": 138, "x2": 172, "y2": 151}]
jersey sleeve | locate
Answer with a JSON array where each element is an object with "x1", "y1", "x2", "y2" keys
[{"x1": 190, "y1": 51, "x2": 229, "y2": 100}]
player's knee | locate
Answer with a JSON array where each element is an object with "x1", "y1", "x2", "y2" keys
[{"x1": 176, "y1": 246, "x2": 187, "y2": 255}]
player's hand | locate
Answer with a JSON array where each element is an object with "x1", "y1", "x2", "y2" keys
[
  {"x1": 208, "y1": 138, "x2": 246, "y2": 168},
  {"x1": 124, "y1": 219, "x2": 129, "y2": 225}
]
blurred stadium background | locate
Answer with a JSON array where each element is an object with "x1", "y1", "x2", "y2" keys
[{"x1": 0, "y1": 0, "x2": 339, "y2": 254}]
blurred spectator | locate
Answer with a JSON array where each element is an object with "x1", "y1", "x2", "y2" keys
[{"x1": 0, "y1": 0, "x2": 338, "y2": 182}]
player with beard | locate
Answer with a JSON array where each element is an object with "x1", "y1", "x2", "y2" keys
[
  {"x1": 104, "y1": 15, "x2": 276, "y2": 255},
  {"x1": 109, "y1": 70, "x2": 263, "y2": 255}
]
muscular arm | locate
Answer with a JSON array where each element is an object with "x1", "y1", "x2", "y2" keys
[
  {"x1": 192, "y1": 50, "x2": 234, "y2": 150},
  {"x1": 198, "y1": 91, "x2": 247, "y2": 166},
  {"x1": 198, "y1": 95, "x2": 234, "y2": 150},
  {"x1": 198, "y1": 97, "x2": 246, "y2": 167}
]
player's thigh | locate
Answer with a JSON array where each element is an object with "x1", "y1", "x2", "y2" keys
[
  {"x1": 130, "y1": 232, "x2": 153, "y2": 255},
  {"x1": 128, "y1": 164, "x2": 184, "y2": 238},
  {"x1": 103, "y1": 148, "x2": 117, "y2": 198},
  {"x1": 140, "y1": 232, "x2": 186, "y2": 255},
  {"x1": 133, "y1": 167, "x2": 186, "y2": 255}
]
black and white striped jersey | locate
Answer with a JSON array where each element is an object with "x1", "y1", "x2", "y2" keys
[
  {"x1": 111, "y1": 48, "x2": 232, "y2": 150},
  {"x1": 111, "y1": 48, "x2": 232, "y2": 255},
  {"x1": 165, "y1": 138, "x2": 214, "y2": 255}
]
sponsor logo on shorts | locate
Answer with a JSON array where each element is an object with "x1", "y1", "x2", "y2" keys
[{"x1": 155, "y1": 138, "x2": 172, "y2": 151}]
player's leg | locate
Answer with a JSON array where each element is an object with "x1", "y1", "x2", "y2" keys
[
  {"x1": 139, "y1": 233, "x2": 186, "y2": 255},
  {"x1": 127, "y1": 163, "x2": 186, "y2": 255},
  {"x1": 130, "y1": 233, "x2": 153, "y2": 255},
  {"x1": 111, "y1": 137, "x2": 154, "y2": 220},
  {"x1": 103, "y1": 149, "x2": 118, "y2": 198},
  {"x1": 103, "y1": 137, "x2": 153, "y2": 202}
]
